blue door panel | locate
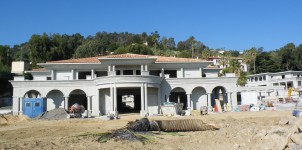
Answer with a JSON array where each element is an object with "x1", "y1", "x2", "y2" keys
[{"x1": 23, "y1": 98, "x2": 46, "y2": 118}]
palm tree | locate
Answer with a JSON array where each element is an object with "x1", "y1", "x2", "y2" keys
[{"x1": 189, "y1": 36, "x2": 195, "y2": 58}]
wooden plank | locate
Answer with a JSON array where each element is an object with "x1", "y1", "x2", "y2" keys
[{"x1": 215, "y1": 99, "x2": 222, "y2": 112}]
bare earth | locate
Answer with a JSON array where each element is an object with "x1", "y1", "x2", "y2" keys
[{"x1": 1, "y1": 110, "x2": 301, "y2": 150}]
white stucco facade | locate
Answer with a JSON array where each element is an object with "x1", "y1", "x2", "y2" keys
[{"x1": 11, "y1": 54, "x2": 241, "y2": 116}]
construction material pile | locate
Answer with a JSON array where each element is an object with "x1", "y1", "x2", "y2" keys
[
  {"x1": 0, "y1": 114, "x2": 28, "y2": 125},
  {"x1": 35, "y1": 108, "x2": 69, "y2": 120},
  {"x1": 98, "y1": 118, "x2": 219, "y2": 143},
  {"x1": 127, "y1": 118, "x2": 219, "y2": 132}
]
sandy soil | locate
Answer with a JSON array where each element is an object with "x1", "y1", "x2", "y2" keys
[{"x1": 0, "y1": 110, "x2": 301, "y2": 150}]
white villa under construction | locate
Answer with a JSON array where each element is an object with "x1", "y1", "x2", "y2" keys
[{"x1": 10, "y1": 53, "x2": 302, "y2": 116}]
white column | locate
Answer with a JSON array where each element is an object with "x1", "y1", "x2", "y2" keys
[
  {"x1": 87, "y1": 96, "x2": 92, "y2": 117},
  {"x1": 120, "y1": 69, "x2": 123, "y2": 75},
  {"x1": 71, "y1": 69, "x2": 75, "y2": 80},
  {"x1": 145, "y1": 65, "x2": 148, "y2": 71},
  {"x1": 141, "y1": 65, "x2": 144, "y2": 71},
  {"x1": 140, "y1": 83, "x2": 145, "y2": 114},
  {"x1": 64, "y1": 97, "x2": 69, "y2": 111},
  {"x1": 144, "y1": 83, "x2": 148, "y2": 112},
  {"x1": 91, "y1": 69, "x2": 95, "y2": 79},
  {"x1": 157, "y1": 87, "x2": 161, "y2": 114},
  {"x1": 207, "y1": 93, "x2": 212, "y2": 108},
  {"x1": 110, "y1": 84, "x2": 114, "y2": 111},
  {"x1": 112, "y1": 65, "x2": 115, "y2": 71},
  {"x1": 181, "y1": 68, "x2": 184, "y2": 78},
  {"x1": 76, "y1": 71, "x2": 79, "y2": 80},
  {"x1": 114, "y1": 84, "x2": 117, "y2": 112},
  {"x1": 227, "y1": 92, "x2": 232, "y2": 111},
  {"x1": 19, "y1": 97, "x2": 23, "y2": 115},
  {"x1": 186, "y1": 94, "x2": 191, "y2": 110},
  {"x1": 161, "y1": 68, "x2": 164, "y2": 77},
  {"x1": 108, "y1": 65, "x2": 111, "y2": 71},
  {"x1": 167, "y1": 95, "x2": 170, "y2": 102},
  {"x1": 199, "y1": 68, "x2": 202, "y2": 78},
  {"x1": 51, "y1": 70, "x2": 55, "y2": 80}
]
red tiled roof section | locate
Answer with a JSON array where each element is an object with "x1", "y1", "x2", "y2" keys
[
  {"x1": 47, "y1": 56, "x2": 100, "y2": 63},
  {"x1": 32, "y1": 68, "x2": 48, "y2": 71},
  {"x1": 156, "y1": 56, "x2": 205, "y2": 62},
  {"x1": 47, "y1": 53, "x2": 206, "y2": 63},
  {"x1": 101, "y1": 53, "x2": 151, "y2": 59}
]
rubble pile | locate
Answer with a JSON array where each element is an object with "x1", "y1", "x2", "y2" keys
[
  {"x1": 249, "y1": 116, "x2": 302, "y2": 149},
  {"x1": 0, "y1": 114, "x2": 28, "y2": 125},
  {"x1": 35, "y1": 108, "x2": 69, "y2": 120}
]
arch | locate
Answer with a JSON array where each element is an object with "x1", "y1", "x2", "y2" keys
[
  {"x1": 46, "y1": 90, "x2": 64, "y2": 110},
  {"x1": 69, "y1": 89, "x2": 87, "y2": 109},
  {"x1": 169, "y1": 87, "x2": 187, "y2": 110},
  {"x1": 211, "y1": 86, "x2": 227, "y2": 110},
  {"x1": 23, "y1": 90, "x2": 41, "y2": 98},
  {"x1": 191, "y1": 87, "x2": 207, "y2": 110}
]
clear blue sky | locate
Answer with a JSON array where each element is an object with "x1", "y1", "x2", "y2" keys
[{"x1": 1, "y1": 0, "x2": 301, "y2": 51}]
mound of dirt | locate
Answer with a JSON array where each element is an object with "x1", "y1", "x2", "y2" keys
[
  {"x1": 35, "y1": 108, "x2": 69, "y2": 120},
  {"x1": 0, "y1": 114, "x2": 29, "y2": 125}
]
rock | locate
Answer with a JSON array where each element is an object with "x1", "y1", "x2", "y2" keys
[
  {"x1": 290, "y1": 134, "x2": 302, "y2": 145},
  {"x1": 233, "y1": 144, "x2": 240, "y2": 149},
  {"x1": 254, "y1": 129, "x2": 267, "y2": 138},
  {"x1": 279, "y1": 118, "x2": 289, "y2": 125},
  {"x1": 286, "y1": 143, "x2": 302, "y2": 150}
]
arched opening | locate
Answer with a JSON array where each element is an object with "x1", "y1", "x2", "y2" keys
[
  {"x1": 23, "y1": 90, "x2": 41, "y2": 98},
  {"x1": 46, "y1": 90, "x2": 64, "y2": 110},
  {"x1": 191, "y1": 87, "x2": 207, "y2": 110},
  {"x1": 69, "y1": 89, "x2": 87, "y2": 109},
  {"x1": 212, "y1": 86, "x2": 227, "y2": 110},
  {"x1": 169, "y1": 87, "x2": 187, "y2": 110}
]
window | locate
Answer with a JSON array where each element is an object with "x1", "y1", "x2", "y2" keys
[
  {"x1": 26, "y1": 102, "x2": 31, "y2": 107},
  {"x1": 136, "y1": 70, "x2": 141, "y2": 75},
  {"x1": 282, "y1": 75, "x2": 285, "y2": 79},
  {"x1": 96, "y1": 71, "x2": 108, "y2": 77},
  {"x1": 35, "y1": 102, "x2": 40, "y2": 107},
  {"x1": 150, "y1": 70, "x2": 161, "y2": 76},
  {"x1": 123, "y1": 70, "x2": 133, "y2": 75},
  {"x1": 116, "y1": 70, "x2": 121, "y2": 75},
  {"x1": 164, "y1": 70, "x2": 177, "y2": 78},
  {"x1": 78, "y1": 71, "x2": 91, "y2": 79}
]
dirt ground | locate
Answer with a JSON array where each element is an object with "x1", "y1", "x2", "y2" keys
[{"x1": 1, "y1": 110, "x2": 302, "y2": 150}]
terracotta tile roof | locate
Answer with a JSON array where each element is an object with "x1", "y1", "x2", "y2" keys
[
  {"x1": 32, "y1": 68, "x2": 48, "y2": 71},
  {"x1": 155, "y1": 56, "x2": 205, "y2": 62},
  {"x1": 47, "y1": 56, "x2": 100, "y2": 63},
  {"x1": 101, "y1": 53, "x2": 151, "y2": 59},
  {"x1": 208, "y1": 56, "x2": 243, "y2": 60},
  {"x1": 47, "y1": 53, "x2": 207, "y2": 63}
]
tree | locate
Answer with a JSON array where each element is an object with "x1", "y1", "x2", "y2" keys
[
  {"x1": 237, "y1": 72, "x2": 247, "y2": 86},
  {"x1": 279, "y1": 43, "x2": 295, "y2": 71},
  {"x1": 202, "y1": 49, "x2": 211, "y2": 60},
  {"x1": 29, "y1": 33, "x2": 51, "y2": 66},
  {"x1": 294, "y1": 44, "x2": 302, "y2": 70},
  {"x1": 166, "y1": 37, "x2": 175, "y2": 49},
  {"x1": 115, "y1": 44, "x2": 153, "y2": 55},
  {"x1": 73, "y1": 41, "x2": 104, "y2": 58},
  {"x1": 189, "y1": 36, "x2": 195, "y2": 58}
]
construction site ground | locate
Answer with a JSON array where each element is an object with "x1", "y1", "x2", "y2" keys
[{"x1": 1, "y1": 110, "x2": 302, "y2": 150}]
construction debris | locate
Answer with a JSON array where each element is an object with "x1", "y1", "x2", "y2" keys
[
  {"x1": 35, "y1": 108, "x2": 69, "y2": 120},
  {"x1": 97, "y1": 118, "x2": 219, "y2": 143}
]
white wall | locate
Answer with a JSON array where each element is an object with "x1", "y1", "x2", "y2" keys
[
  {"x1": 147, "y1": 88, "x2": 158, "y2": 115},
  {"x1": 241, "y1": 91, "x2": 258, "y2": 105},
  {"x1": 99, "y1": 88, "x2": 110, "y2": 115},
  {"x1": 184, "y1": 69, "x2": 201, "y2": 78},
  {"x1": 56, "y1": 71, "x2": 71, "y2": 80}
]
